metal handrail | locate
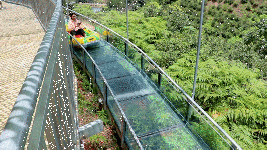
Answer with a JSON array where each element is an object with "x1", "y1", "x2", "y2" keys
[
  {"x1": 67, "y1": 33, "x2": 144, "y2": 150},
  {"x1": 62, "y1": 7, "x2": 242, "y2": 149}
]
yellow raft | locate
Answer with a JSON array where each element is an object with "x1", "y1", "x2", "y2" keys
[{"x1": 65, "y1": 23, "x2": 100, "y2": 47}]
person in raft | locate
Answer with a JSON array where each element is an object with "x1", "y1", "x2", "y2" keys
[{"x1": 68, "y1": 13, "x2": 86, "y2": 37}]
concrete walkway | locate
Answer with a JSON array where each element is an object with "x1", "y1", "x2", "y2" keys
[{"x1": 0, "y1": 2, "x2": 45, "y2": 133}]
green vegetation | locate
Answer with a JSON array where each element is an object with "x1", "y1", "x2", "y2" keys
[
  {"x1": 73, "y1": 60, "x2": 120, "y2": 149},
  {"x1": 72, "y1": 0, "x2": 267, "y2": 149}
]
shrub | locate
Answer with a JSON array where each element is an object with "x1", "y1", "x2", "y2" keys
[
  {"x1": 167, "y1": 10, "x2": 190, "y2": 32},
  {"x1": 228, "y1": 7, "x2": 233, "y2": 13},
  {"x1": 229, "y1": 13, "x2": 238, "y2": 21},
  {"x1": 143, "y1": 2, "x2": 162, "y2": 17},
  {"x1": 190, "y1": 1, "x2": 199, "y2": 10},
  {"x1": 208, "y1": 7, "x2": 216, "y2": 16},
  {"x1": 225, "y1": 0, "x2": 234, "y2": 5},
  {"x1": 233, "y1": 1, "x2": 238, "y2": 7},
  {"x1": 222, "y1": 4, "x2": 228, "y2": 11},
  {"x1": 246, "y1": 4, "x2": 251, "y2": 11},
  {"x1": 249, "y1": 0, "x2": 255, "y2": 5},
  {"x1": 167, "y1": 55, "x2": 266, "y2": 110},
  {"x1": 252, "y1": 2, "x2": 259, "y2": 7},
  {"x1": 241, "y1": 0, "x2": 248, "y2": 4},
  {"x1": 256, "y1": 9, "x2": 263, "y2": 15},
  {"x1": 217, "y1": 4, "x2": 222, "y2": 10}
]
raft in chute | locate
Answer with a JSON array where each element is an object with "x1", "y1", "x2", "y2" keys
[{"x1": 65, "y1": 21, "x2": 100, "y2": 48}]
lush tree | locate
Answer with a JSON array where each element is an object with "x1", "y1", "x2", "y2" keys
[
  {"x1": 146, "y1": 0, "x2": 177, "y2": 5},
  {"x1": 143, "y1": 1, "x2": 162, "y2": 17},
  {"x1": 167, "y1": 54, "x2": 265, "y2": 109},
  {"x1": 99, "y1": 10, "x2": 167, "y2": 53},
  {"x1": 106, "y1": 0, "x2": 125, "y2": 10},
  {"x1": 151, "y1": 27, "x2": 197, "y2": 68},
  {"x1": 244, "y1": 19, "x2": 267, "y2": 59},
  {"x1": 166, "y1": 53, "x2": 267, "y2": 149},
  {"x1": 106, "y1": 0, "x2": 145, "y2": 11},
  {"x1": 166, "y1": 8, "x2": 190, "y2": 32},
  {"x1": 72, "y1": 3, "x2": 97, "y2": 19}
]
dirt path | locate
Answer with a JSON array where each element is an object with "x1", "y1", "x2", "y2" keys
[{"x1": 0, "y1": 2, "x2": 45, "y2": 133}]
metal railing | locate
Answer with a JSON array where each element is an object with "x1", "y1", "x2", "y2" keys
[
  {"x1": 68, "y1": 33, "x2": 144, "y2": 149},
  {"x1": 0, "y1": 0, "x2": 79, "y2": 149},
  {"x1": 64, "y1": 7, "x2": 242, "y2": 150}
]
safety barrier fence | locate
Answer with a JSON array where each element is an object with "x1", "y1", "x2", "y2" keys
[
  {"x1": 0, "y1": 0, "x2": 79, "y2": 149},
  {"x1": 64, "y1": 7, "x2": 242, "y2": 150}
]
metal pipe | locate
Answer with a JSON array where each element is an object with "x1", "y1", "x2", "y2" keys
[
  {"x1": 120, "y1": 117, "x2": 125, "y2": 148},
  {"x1": 125, "y1": 0, "x2": 129, "y2": 56},
  {"x1": 82, "y1": 47, "x2": 85, "y2": 67},
  {"x1": 125, "y1": 42, "x2": 128, "y2": 56},
  {"x1": 187, "y1": 0, "x2": 205, "y2": 121},
  {"x1": 193, "y1": 0, "x2": 205, "y2": 104},
  {"x1": 158, "y1": 72, "x2": 162, "y2": 88},
  {"x1": 126, "y1": 0, "x2": 129, "y2": 40},
  {"x1": 104, "y1": 83, "x2": 107, "y2": 110},
  {"x1": 107, "y1": 30, "x2": 109, "y2": 42},
  {"x1": 141, "y1": 55, "x2": 144, "y2": 71}
]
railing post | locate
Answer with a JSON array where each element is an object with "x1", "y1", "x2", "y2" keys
[
  {"x1": 103, "y1": 83, "x2": 107, "y2": 110},
  {"x1": 93, "y1": 63, "x2": 97, "y2": 84},
  {"x1": 82, "y1": 48, "x2": 86, "y2": 68},
  {"x1": 70, "y1": 36, "x2": 73, "y2": 55},
  {"x1": 141, "y1": 54, "x2": 144, "y2": 71},
  {"x1": 106, "y1": 30, "x2": 109, "y2": 42},
  {"x1": 188, "y1": 0, "x2": 206, "y2": 123},
  {"x1": 158, "y1": 72, "x2": 162, "y2": 88},
  {"x1": 125, "y1": 42, "x2": 128, "y2": 56},
  {"x1": 186, "y1": 103, "x2": 193, "y2": 122},
  {"x1": 70, "y1": 36, "x2": 74, "y2": 58},
  {"x1": 121, "y1": 117, "x2": 126, "y2": 148}
]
